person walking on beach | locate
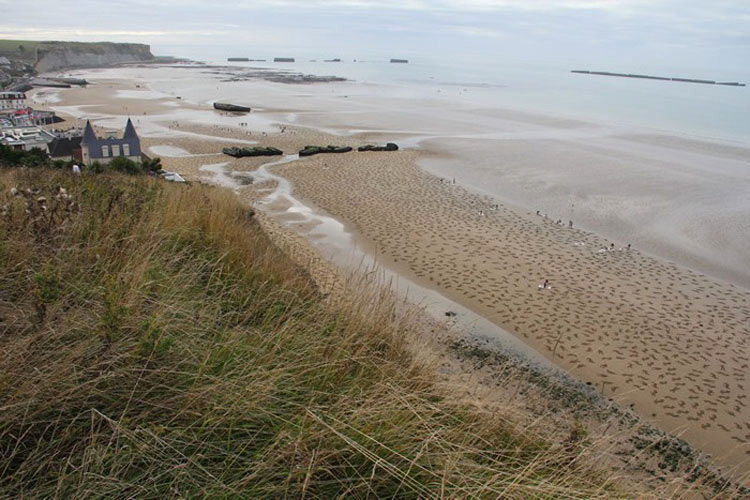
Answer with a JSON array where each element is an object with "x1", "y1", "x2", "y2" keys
[{"x1": 72, "y1": 163, "x2": 81, "y2": 175}]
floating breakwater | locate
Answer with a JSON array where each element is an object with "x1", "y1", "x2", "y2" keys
[{"x1": 572, "y1": 70, "x2": 745, "y2": 87}]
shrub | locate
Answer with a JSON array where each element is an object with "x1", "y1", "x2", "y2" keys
[
  {"x1": 86, "y1": 160, "x2": 107, "y2": 173},
  {"x1": 141, "y1": 156, "x2": 163, "y2": 173},
  {"x1": 109, "y1": 155, "x2": 142, "y2": 175},
  {"x1": 0, "y1": 144, "x2": 31, "y2": 167}
]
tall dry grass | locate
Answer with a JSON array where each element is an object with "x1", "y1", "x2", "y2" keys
[{"x1": 0, "y1": 168, "x2": 630, "y2": 498}]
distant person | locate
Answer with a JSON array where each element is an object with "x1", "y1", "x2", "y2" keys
[
  {"x1": 72, "y1": 163, "x2": 81, "y2": 175},
  {"x1": 569, "y1": 220, "x2": 573, "y2": 228}
]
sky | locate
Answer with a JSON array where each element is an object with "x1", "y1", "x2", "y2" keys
[{"x1": 1, "y1": 0, "x2": 748, "y2": 74}]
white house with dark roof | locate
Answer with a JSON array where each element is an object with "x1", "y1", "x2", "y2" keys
[{"x1": 81, "y1": 119, "x2": 141, "y2": 165}]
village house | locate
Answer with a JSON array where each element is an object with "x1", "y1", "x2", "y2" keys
[
  {"x1": 48, "y1": 136, "x2": 83, "y2": 161},
  {"x1": 81, "y1": 119, "x2": 142, "y2": 165}
]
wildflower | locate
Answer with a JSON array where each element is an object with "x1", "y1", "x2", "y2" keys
[{"x1": 10, "y1": 187, "x2": 18, "y2": 196}]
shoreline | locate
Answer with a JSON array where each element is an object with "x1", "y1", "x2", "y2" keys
[
  {"x1": 33, "y1": 68, "x2": 750, "y2": 480},
  {"x1": 411, "y1": 135, "x2": 750, "y2": 291},
  {"x1": 274, "y1": 143, "x2": 750, "y2": 475},
  {"x1": 33, "y1": 66, "x2": 750, "y2": 292},
  {"x1": 414, "y1": 148, "x2": 750, "y2": 294},
  {"x1": 190, "y1": 143, "x2": 749, "y2": 491}
]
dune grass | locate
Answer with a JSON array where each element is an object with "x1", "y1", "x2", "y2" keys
[{"x1": 0, "y1": 168, "x2": 629, "y2": 498}]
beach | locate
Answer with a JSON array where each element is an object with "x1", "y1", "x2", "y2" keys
[
  {"x1": 32, "y1": 64, "x2": 750, "y2": 477},
  {"x1": 278, "y1": 146, "x2": 750, "y2": 472}
]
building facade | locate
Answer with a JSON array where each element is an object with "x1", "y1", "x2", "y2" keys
[
  {"x1": 0, "y1": 92, "x2": 27, "y2": 111},
  {"x1": 0, "y1": 108, "x2": 60, "y2": 128},
  {"x1": 80, "y1": 119, "x2": 141, "y2": 165},
  {"x1": 0, "y1": 127, "x2": 56, "y2": 152}
]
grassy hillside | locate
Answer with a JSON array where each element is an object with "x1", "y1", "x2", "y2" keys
[
  {"x1": 0, "y1": 168, "x2": 631, "y2": 497},
  {"x1": 0, "y1": 40, "x2": 153, "y2": 75},
  {"x1": 0, "y1": 39, "x2": 147, "y2": 56},
  {"x1": 0, "y1": 40, "x2": 39, "y2": 57}
]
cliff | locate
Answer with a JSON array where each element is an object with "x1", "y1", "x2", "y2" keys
[
  {"x1": 0, "y1": 40, "x2": 154, "y2": 73},
  {"x1": 35, "y1": 42, "x2": 154, "y2": 72}
]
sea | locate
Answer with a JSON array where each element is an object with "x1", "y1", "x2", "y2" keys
[
  {"x1": 203, "y1": 57, "x2": 750, "y2": 287},
  {"x1": 219, "y1": 57, "x2": 750, "y2": 145},
  {"x1": 58, "y1": 57, "x2": 750, "y2": 288}
]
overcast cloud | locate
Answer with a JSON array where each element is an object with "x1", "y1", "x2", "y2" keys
[{"x1": 1, "y1": 0, "x2": 747, "y2": 73}]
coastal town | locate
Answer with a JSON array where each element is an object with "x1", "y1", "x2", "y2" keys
[
  {"x1": 1, "y1": 87, "x2": 148, "y2": 168},
  {"x1": 1, "y1": 88, "x2": 78, "y2": 160},
  {"x1": 1, "y1": 29, "x2": 749, "y2": 497},
  {"x1": 0, "y1": 40, "x2": 152, "y2": 166}
]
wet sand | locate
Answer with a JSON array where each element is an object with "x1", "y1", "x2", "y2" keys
[
  {"x1": 276, "y1": 149, "x2": 750, "y2": 473},
  {"x1": 35, "y1": 67, "x2": 750, "y2": 478},
  {"x1": 417, "y1": 135, "x2": 750, "y2": 290}
]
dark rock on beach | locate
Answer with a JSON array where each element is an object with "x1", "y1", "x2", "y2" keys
[
  {"x1": 222, "y1": 146, "x2": 283, "y2": 158},
  {"x1": 358, "y1": 143, "x2": 399, "y2": 152},
  {"x1": 298, "y1": 145, "x2": 353, "y2": 157},
  {"x1": 213, "y1": 102, "x2": 251, "y2": 113}
]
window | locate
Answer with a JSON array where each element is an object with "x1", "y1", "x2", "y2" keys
[
  {"x1": 101, "y1": 145, "x2": 109, "y2": 157},
  {"x1": 112, "y1": 144, "x2": 121, "y2": 156},
  {"x1": 122, "y1": 143, "x2": 130, "y2": 156}
]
